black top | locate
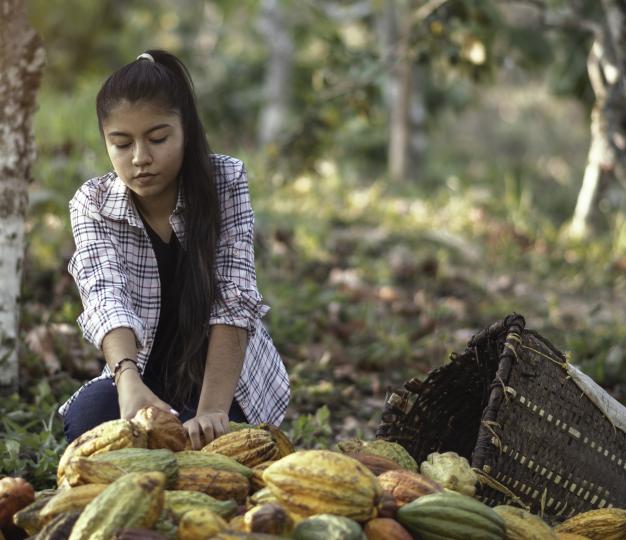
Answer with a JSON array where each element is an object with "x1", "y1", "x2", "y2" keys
[{"x1": 139, "y1": 216, "x2": 183, "y2": 402}]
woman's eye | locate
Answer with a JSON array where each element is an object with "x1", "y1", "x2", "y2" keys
[
  {"x1": 114, "y1": 143, "x2": 131, "y2": 149},
  {"x1": 151, "y1": 137, "x2": 167, "y2": 144}
]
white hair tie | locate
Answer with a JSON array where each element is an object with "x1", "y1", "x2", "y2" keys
[{"x1": 136, "y1": 53, "x2": 155, "y2": 63}]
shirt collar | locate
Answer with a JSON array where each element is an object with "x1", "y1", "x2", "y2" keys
[{"x1": 99, "y1": 173, "x2": 185, "y2": 226}]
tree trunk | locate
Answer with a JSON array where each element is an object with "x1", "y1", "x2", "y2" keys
[
  {"x1": 257, "y1": 0, "x2": 294, "y2": 149},
  {"x1": 0, "y1": 1, "x2": 45, "y2": 393},
  {"x1": 571, "y1": 1, "x2": 626, "y2": 237},
  {"x1": 382, "y1": 0, "x2": 426, "y2": 181}
]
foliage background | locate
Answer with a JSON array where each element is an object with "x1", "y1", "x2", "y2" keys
[{"x1": 4, "y1": 0, "x2": 626, "y2": 488}]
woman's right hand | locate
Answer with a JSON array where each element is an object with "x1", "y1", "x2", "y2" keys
[{"x1": 116, "y1": 369, "x2": 177, "y2": 420}]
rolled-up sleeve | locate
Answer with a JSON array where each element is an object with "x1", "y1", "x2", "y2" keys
[
  {"x1": 209, "y1": 162, "x2": 269, "y2": 336},
  {"x1": 68, "y1": 192, "x2": 146, "y2": 350}
]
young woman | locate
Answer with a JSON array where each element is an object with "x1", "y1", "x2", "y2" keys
[{"x1": 58, "y1": 50, "x2": 289, "y2": 449}]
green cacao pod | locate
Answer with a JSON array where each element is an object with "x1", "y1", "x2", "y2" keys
[
  {"x1": 292, "y1": 514, "x2": 365, "y2": 540},
  {"x1": 32, "y1": 511, "x2": 81, "y2": 540},
  {"x1": 163, "y1": 490, "x2": 238, "y2": 520},
  {"x1": 68, "y1": 471, "x2": 166, "y2": 540},
  {"x1": 397, "y1": 490, "x2": 506, "y2": 540},
  {"x1": 175, "y1": 450, "x2": 253, "y2": 478}
]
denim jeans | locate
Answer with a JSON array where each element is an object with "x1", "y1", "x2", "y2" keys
[{"x1": 62, "y1": 377, "x2": 247, "y2": 443}]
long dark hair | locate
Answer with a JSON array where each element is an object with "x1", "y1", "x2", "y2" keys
[{"x1": 96, "y1": 50, "x2": 220, "y2": 404}]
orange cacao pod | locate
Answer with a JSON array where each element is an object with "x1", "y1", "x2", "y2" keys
[
  {"x1": 0, "y1": 477, "x2": 35, "y2": 527},
  {"x1": 377, "y1": 469, "x2": 443, "y2": 507},
  {"x1": 131, "y1": 406, "x2": 186, "y2": 451},
  {"x1": 364, "y1": 517, "x2": 413, "y2": 540},
  {"x1": 347, "y1": 453, "x2": 402, "y2": 476}
]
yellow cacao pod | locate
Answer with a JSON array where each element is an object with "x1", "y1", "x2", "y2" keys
[
  {"x1": 493, "y1": 505, "x2": 557, "y2": 539},
  {"x1": 263, "y1": 450, "x2": 383, "y2": 521},
  {"x1": 132, "y1": 406, "x2": 187, "y2": 452},
  {"x1": 68, "y1": 471, "x2": 166, "y2": 540},
  {"x1": 174, "y1": 467, "x2": 249, "y2": 504},
  {"x1": 258, "y1": 424, "x2": 295, "y2": 458},
  {"x1": 201, "y1": 429, "x2": 280, "y2": 467},
  {"x1": 176, "y1": 508, "x2": 227, "y2": 539},
  {"x1": 39, "y1": 484, "x2": 108, "y2": 523},
  {"x1": 419, "y1": 451, "x2": 477, "y2": 496},
  {"x1": 250, "y1": 461, "x2": 276, "y2": 492},
  {"x1": 555, "y1": 508, "x2": 626, "y2": 540},
  {"x1": 555, "y1": 534, "x2": 590, "y2": 540},
  {"x1": 175, "y1": 450, "x2": 253, "y2": 478},
  {"x1": 57, "y1": 419, "x2": 147, "y2": 486}
]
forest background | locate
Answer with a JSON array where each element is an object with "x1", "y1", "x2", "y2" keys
[{"x1": 2, "y1": 0, "x2": 626, "y2": 489}]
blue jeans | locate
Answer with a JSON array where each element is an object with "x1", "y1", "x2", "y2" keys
[{"x1": 62, "y1": 377, "x2": 247, "y2": 443}]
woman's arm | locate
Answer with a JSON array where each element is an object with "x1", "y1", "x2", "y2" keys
[
  {"x1": 102, "y1": 327, "x2": 176, "y2": 419},
  {"x1": 183, "y1": 324, "x2": 247, "y2": 449}
]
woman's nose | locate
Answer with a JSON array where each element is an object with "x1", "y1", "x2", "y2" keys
[{"x1": 132, "y1": 143, "x2": 153, "y2": 166}]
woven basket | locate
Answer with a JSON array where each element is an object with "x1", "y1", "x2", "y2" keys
[{"x1": 376, "y1": 313, "x2": 626, "y2": 522}]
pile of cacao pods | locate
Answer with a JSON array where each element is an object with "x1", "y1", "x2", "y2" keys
[{"x1": 1, "y1": 405, "x2": 625, "y2": 539}]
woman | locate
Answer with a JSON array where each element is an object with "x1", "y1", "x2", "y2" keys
[{"x1": 58, "y1": 50, "x2": 289, "y2": 449}]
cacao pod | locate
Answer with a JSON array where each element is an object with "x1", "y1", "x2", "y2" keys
[
  {"x1": 32, "y1": 511, "x2": 81, "y2": 540},
  {"x1": 175, "y1": 451, "x2": 253, "y2": 478},
  {"x1": 68, "y1": 471, "x2": 166, "y2": 540},
  {"x1": 346, "y1": 453, "x2": 402, "y2": 476},
  {"x1": 57, "y1": 419, "x2": 147, "y2": 486},
  {"x1": 292, "y1": 514, "x2": 364, "y2": 540},
  {"x1": 39, "y1": 484, "x2": 108, "y2": 523},
  {"x1": 0, "y1": 477, "x2": 35, "y2": 527},
  {"x1": 363, "y1": 517, "x2": 412, "y2": 540},
  {"x1": 250, "y1": 461, "x2": 276, "y2": 492},
  {"x1": 377, "y1": 469, "x2": 443, "y2": 507},
  {"x1": 87, "y1": 448, "x2": 179, "y2": 487},
  {"x1": 201, "y1": 429, "x2": 280, "y2": 467},
  {"x1": 177, "y1": 508, "x2": 227, "y2": 539},
  {"x1": 12, "y1": 493, "x2": 54, "y2": 536},
  {"x1": 174, "y1": 467, "x2": 249, "y2": 504},
  {"x1": 554, "y1": 508, "x2": 626, "y2": 540},
  {"x1": 361, "y1": 440, "x2": 417, "y2": 472},
  {"x1": 243, "y1": 503, "x2": 293, "y2": 535},
  {"x1": 114, "y1": 529, "x2": 169, "y2": 539},
  {"x1": 163, "y1": 490, "x2": 238, "y2": 521},
  {"x1": 257, "y1": 424, "x2": 295, "y2": 458},
  {"x1": 397, "y1": 490, "x2": 505, "y2": 540},
  {"x1": 132, "y1": 406, "x2": 187, "y2": 451},
  {"x1": 493, "y1": 505, "x2": 556, "y2": 539},
  {"x1": 419, "y1": 451, "x2": 477, "y2": 496},
  {"x1": 263, "y1": 450, "x2": 382, "y2": 521}
]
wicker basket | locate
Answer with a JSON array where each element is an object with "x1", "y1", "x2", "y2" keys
[{"x1": 376, "y1": 313, "x2": 626, "y2": 522}]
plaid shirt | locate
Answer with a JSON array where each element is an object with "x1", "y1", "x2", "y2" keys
[{"x1": 58, "y1": 154, "x2": 289, "y2": 425}]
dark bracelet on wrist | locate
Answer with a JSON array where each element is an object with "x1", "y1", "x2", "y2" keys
[{"x1": 111, "y1": 357, "x2": 139, "y2": 386}]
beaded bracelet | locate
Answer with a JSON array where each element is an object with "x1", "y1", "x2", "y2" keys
[{"x1": 111, "y1": 357, "x2": 139, "y2": 386}]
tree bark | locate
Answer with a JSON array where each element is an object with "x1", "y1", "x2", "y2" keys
[
  {"x1": 257, "y1": 0, "x2": 294, "y2": 149},
  {"x1": 0, "y1": 1, "x2": 45, "y2": 393},
  {"x1": 570, "y1": 1, "x2": 626, "y2": 237}
]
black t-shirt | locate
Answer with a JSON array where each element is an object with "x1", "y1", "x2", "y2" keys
[{"x1": 139, "y1": 217, "x2": 183, "y2": 401}]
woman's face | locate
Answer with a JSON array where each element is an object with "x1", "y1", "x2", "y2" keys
[{"x1": 102, "y1": 99, "x2": 185, "y2": 213}]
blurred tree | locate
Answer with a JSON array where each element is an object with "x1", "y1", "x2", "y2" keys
[
  {"x1": 257, "y1": 0, "x2": 294, "y2": 150},
  {"x1": 0, "y1": 0, "x2": 45, "y2": 393}
]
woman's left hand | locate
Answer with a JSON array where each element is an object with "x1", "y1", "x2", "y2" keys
[{"x1": 183, "y1": 409, "x2": 230, "y2": 450}]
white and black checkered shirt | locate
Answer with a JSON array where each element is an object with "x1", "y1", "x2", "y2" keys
[{"x1": 58, "y1": 154, "x2": 290, "y2": 425}]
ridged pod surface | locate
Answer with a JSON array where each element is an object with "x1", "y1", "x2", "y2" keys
[
  {"x1": 554, "y1": 508, "x2": 626, "y2": 540},
  {"x1": 377, "y1": 469, "x2": 443, "y2": 507},
  {"x1": 346, "y1": 453, "x2": 402, "y2": 476},
  {"x1": 57, "y1": 419, "x2": 147, "y2": 486},
  {"x1": 291, "y1": 514, "x2": 365, "y2": 540},
  {"x1": 33, "y1": 511, "x2": 81, "y2": 540},
  {"x1": 163, "y1": 490, "x2": 238, "y2": 520},
  {"x1": 555, "y1": 534, "x2": 591, "y2": 540},
  {"x1": 131, "y1": 406, "x2": 187, "y2": 452},
  {"x1": 201, "y1": 429, "x2": 280, "y2": 467},
  {"x1": 89, "y1": 448, "x2": 179, "y2": 487},
  {"x1": 113, "y1": 529, "x2": 169, "y2": 539},
  {"x1": 363, "y1": 517, "x2": 413, "y2": 540},
  {"x1": 177, "y1": 508, "x2": 227, "y2": 539},
  {"x1": 397, "y1": 490, "x2": 506, "y2": 540},
  {"x1": 68, "y1": 471, "x2": 166, "y2": 540},
  {"x1": 250, "y1": 461, "x2": 277, "y2": 492},
  {"x1": 39, "y1": 484, "x2": 108, "y2": 522},
  {"x1": 362, "y1": 440, "x2": 418, "y2": 472},
  {"x1": 263, "y1": 450, "x2": 382, "y2": 521},
  {"x1": 493, "y1": 505, "x2": 557, "y2": 540},
  {"x1": 258, "y1": 424, "x2": 296, "y2": 458},
  {"x1": 174, "y1": 467, "x2": 249, "y2": 503},
  {"x1": 174, "y1": 450, "x2": 253, "y2": 478},
  {"x1": 12, "y1": 494, "x2": 54, "y2": 536}
]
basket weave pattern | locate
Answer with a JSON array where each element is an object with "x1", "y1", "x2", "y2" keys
[{"x1": 376, "y1": 314, "x2": 626, "y2": 521}]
